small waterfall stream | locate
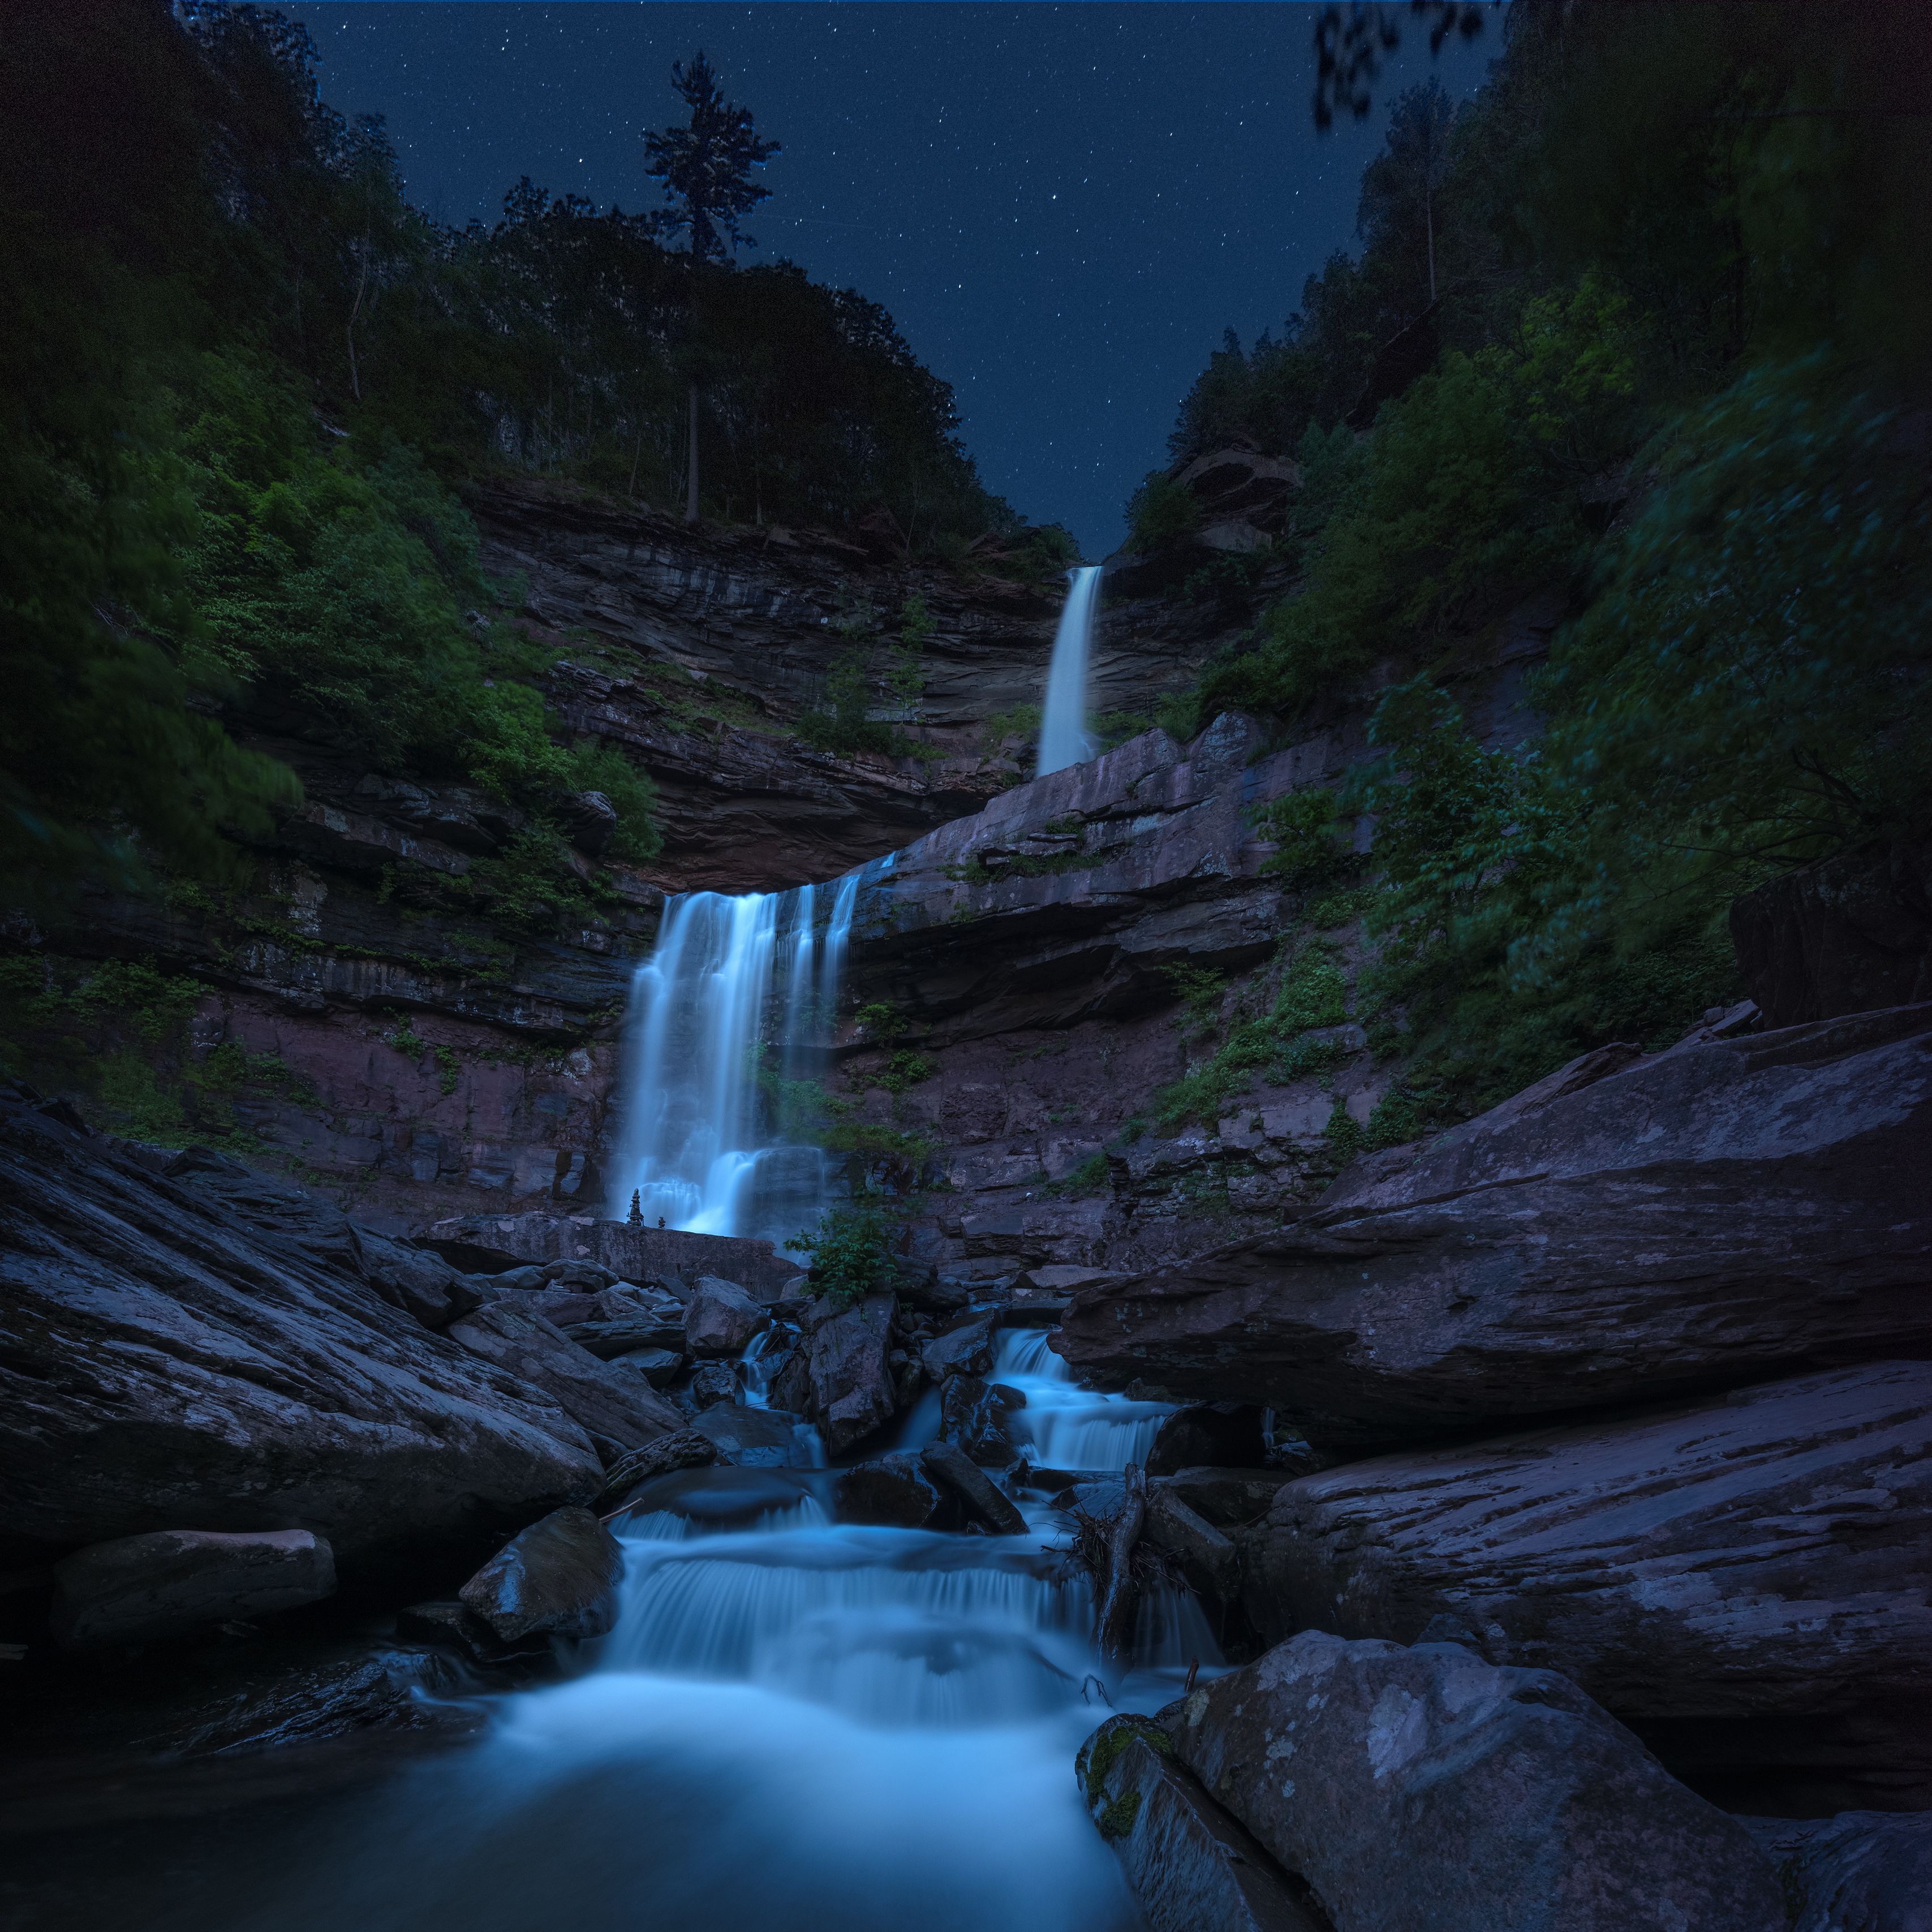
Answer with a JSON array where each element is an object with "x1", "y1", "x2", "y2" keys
[{"x1": 1036, "y1": 563, "x2": 1103, "y2": 776}]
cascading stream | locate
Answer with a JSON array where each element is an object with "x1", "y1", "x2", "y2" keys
[
  {"x1": 1035, "y1": 563, "x2": 1103, "y2": 777},
  {"x1": 217, "y1": 1332, "x2": 1211, "y2": 1932}
]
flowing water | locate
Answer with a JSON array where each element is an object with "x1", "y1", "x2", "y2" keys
[
  {"x1": 1036, "y1": 564, "x2": 1104, "y2": 777},
  {"x1": 208, "y1": 1334, "x2": 1207, "y2": 1932},
  {"x1": 606, "y1": 867, "x2": 868, "y2": 1246}
]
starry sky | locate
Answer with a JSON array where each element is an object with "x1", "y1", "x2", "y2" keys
[{"x1": 292, "y1": 3, "x2": 1500, "y2": 553}]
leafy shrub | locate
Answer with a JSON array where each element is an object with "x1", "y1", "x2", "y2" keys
[
  {"x1": 1254, "y1": 787, "x2": 1356, "y2": 890},
  {"x1": 790, "y1": 1197, "x2": 902, "y2": 1310}
]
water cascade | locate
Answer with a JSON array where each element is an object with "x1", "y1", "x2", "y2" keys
[
  {"x1": 606, "y1": 868, "x2": 866, "y2": 1246},
  {"x1": 214, "y1": 1342, "x2": 1211, "y2": 1932},
  {"x1": 1035, "y1": 563, "x2": 1104, "y2": 777}
]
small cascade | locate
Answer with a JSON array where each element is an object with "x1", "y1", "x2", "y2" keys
[
  {"x1": 996, "y1": 1327, "x2": 1171, "y2": 1470},
  {"x1": 607, "y1": 868, "x2": 866, "y2": 1246},
  {"x1": 1035, "y1": 564, "x2": 1104, "y2": 777}
]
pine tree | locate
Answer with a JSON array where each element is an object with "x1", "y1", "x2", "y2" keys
[
  {"x1": 642, "y1": 51, "x2": 781, "y2": 265},
  {"x1": 642, "y1": 51, "x2": 781, "y2": 520}
]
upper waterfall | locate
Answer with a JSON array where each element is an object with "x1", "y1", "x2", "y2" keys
[
  {"x1": 1035, "y1": 565, "x2": 1103, "y2": 777},
  {"x1": 607, "y1": 868, "x2": 867, "y2": 1247}
]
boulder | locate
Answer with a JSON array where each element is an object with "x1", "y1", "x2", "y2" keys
[
  {"x1": 1741, "y1": 1810, "x2": 1932, "y2": 1932},
  {"x1": 1162, "y1": 1630, "x2": 1786, "y2": 1932},
  {"x1": 1057, "y1": 1005, "x2": 1932, "y2": 1443},
  {"x1": 683, "y1": 1276, "x2": 771, "y2": 1358},
  {"x1": 445, "y1": 1299, "x2": 683, "y2": 1449},
  {"x1": 0, "y1": 1105, "x2": 601, "y2": 1575},
  {"x1": 616, "y1": 1465, "x2": 826, "y2": 1531},
  {"x1": 1145, "y1": 1404, "x2": 1270, "y2": 1476},
  {"x1": 835, "y1": 1453, "x2": 944, "y2": 1527},
  {"x1": 691, "y1": 1404, "x2": 816, "y2": 1468},
  {"x1": 807, "y1": 1293, "x2": 898, "y2": 1456},
  {"x1": 685, "y1": 1362, "x2": 741, "y2": 1410},
  {"x1": 920, "y1": 1440, "x2": 1027, "y2": 1535},
  {"x1": 395, "y1": 1599, "x2": 536, "y2": 1667},
  {"x1": 1077, "y1": 1716, "x2": 1328, "y2": 1932},
  {"x1": 51, "y1": 1529, "x2": 336, "y2": 1651},
  {"x1": 592, "y1": 1428, "x2": 718, "y2": 1511},
  {"x1": 940, "y1": 1373, "x2": 1024, "y2": 1466},
  {"x1": 458, "y1": 1505, "x2": 624, "y2": 1644},
  {"x1": 609, "y1": 1345, "x2": 683, "y2": 1387},
  {"x1": 1245, "y1": 1362, "x2": 1932, "y2": 1813},
  {"x1": 561, "y1": 1282, "x2": 687, "y2": 1358},
  {"x1": 919, "y1": 1311, "x2": 998, "y2": 1382}
]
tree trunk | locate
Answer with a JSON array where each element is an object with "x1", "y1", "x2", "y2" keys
[
  {"x1": 1096, "y1": 1464, "x2": 1147, "y2": 1663},
  {"x1": 685, "y1": 380, "x2": 700, "y2": 523}
]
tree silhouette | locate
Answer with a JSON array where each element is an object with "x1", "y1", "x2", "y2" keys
[
  {"x1": 1358, "y1": 81, "x2": 1458, "y2": 307},
  {"x1": 642, "y1": 50, "x2": 781, "y2": 265}
]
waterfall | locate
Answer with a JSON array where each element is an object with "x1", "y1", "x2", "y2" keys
[
  {"x1": 607, "y1": 872, "x2": 863, "y2": 1246},
  {"x1": 1035, "y1": 564, "x2": 1103, "y2": 777}
]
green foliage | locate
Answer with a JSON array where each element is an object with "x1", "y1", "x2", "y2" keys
[
  {"x1": 1043, "y1": 1152, "x2": 1111, "y2": 1199},
  {"x1": 1159, "y1": 963, "x2": 1226, "y2": 1033},
  {"x1": 875, "y1": 1050, "x2": 936, "y2": 1095},
  {"x1": 1152, "y1": 944, "x2": 1349, "y2": 1129},
  {"x1": 1097, "y1": 1792, "x2": 1143, "y2": 1841},
  {"x1": 1125, "y1": 472, "x2": 1200, "y2": 553},
  {"x1": 565, "y1": 741, "x2": 662, "y2": 864},
  {"x1": 1255, "y1": 787, "x2": 1356, "y2": 890},
  {"x1": 981, "y1": 703, "x2": 1042, "y2": 750},
  {"x1": 789, "y1": 1196, "x2": 901, "y2": 1310}
]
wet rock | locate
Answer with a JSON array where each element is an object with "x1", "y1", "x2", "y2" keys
[
  {"x1": 423, "y1": 1214, "x2": 808, "y2": 1301},
  {"x1": 692, "y1": 1404, "x2": 816, "y2": 1468},
  {"x1": 1246, "y1": 1362, "x2": 1932, "y2": 1814},
  {"x1": 920, "y1": 1440, "x2": 1026, "y2": 1535},
  {"x1": 683, "y1": 1276, "x2": 771, "y2": 1358},
  {"x1": 808, "y1": 1293, "x2": 898, "y2": 1456},
  {"x1": 835, "y1": 1453, "x2": 944, "y2": 1527},
  {"x1": 591, "y1": 1428, "x2": 718, "y2": 1509},
  {"x1": 919, "y1": 1311, "x2": 998, "y2": 1382},
  {"x1": 609, "y1": 1345, "x2": 684, "y2": 1387},
  {"x1": 458, "y1": 1505, "x2": 624, "y2": 1644},
  {"x1": 685, "y1": 1362, "x2": 741, "y2": 1410},
  {"x1": 1078, "y1": 1716, "x2": 1328, "y2": 1932},
  {"x1": 616, "y1": 1465, "x2": 826, "y2": 1530},
  {"x1": 1142, "y1": 1487, "x2": 1239, "y2": 1603},
  {"x1": 1741, "y1": 1810, "x2": 1932, "y2": 1932},
  {"x1": 51, "y1": 1529, "x2": 337, "y2": 1651},
  {"x1": 1163, "y1": 1630, "x2": 1786, "y2": 1932},
  {"x1": 1145, "y1": 1404, "x2": 1270, "y2": 1476},
  {"x1": 0, "y1": 1105, "x2": 601, "y2": 1574},
  {"x1": 1059, "y1": 1005, "x2": 1932, "y2": 1443},
  {"x1": 395, "y1": 1600, "x2": 540, "y2": 1666},
  {"x1": 446, "y1": 1298, "x2": 683, "y2": 1448},
  {"x1": 1155, "y1": 1469, "x2": 1284, "y2": 1527},
  {"x1": 940, "y1": 1373, "x2": 1025, "y2": 1466},
  {"x1": 356, "y1": 1234, "x2": 483, "y2": 1330}
]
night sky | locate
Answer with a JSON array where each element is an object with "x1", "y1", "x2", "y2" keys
[{"x1": 293, "y1": 3, "x2": 1500, "y2": 552}]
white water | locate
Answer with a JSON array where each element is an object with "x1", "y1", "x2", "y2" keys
[
  {"x1": 1036, "y1": 563, "x2": 1103, "y2": 777},
  {"x1": 997, "y1": 1327, "x2": 1171, "y2": 1471},
  {"x1": 221, "y1": 1338, "x2": 1208, "y2": 1932},
  {"x1": 606, "y1": 868, "x2": 866, "y2": 1246}
]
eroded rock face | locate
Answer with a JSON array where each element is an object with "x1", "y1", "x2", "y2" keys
[
  {"x1": 446, "y1": 1300, "x2": 684, "y2": 1448},
  {"x1": 807, "y1": 1294, "x2": 898, "y2": 1456},
  {"x1": 1162, "y1": 1632, "x2": 1785, "y2": 1932},
  {"x1": 1741, "y1": 1810, "x2": 1932, "y2": 1932},
  {"x1": 1246, "y1": 1362, "x2": 1932, "y2": 1813},
  {"x1": 1056, "y1": 1005, "x2": 1932, "y2": 1441},
  {"x1": 458, "y1": 1505, "x2": 624, "y2": 1644},
  {"x1": 1077, "y1": 1717, "x2": 1326, "y2": 1932},
  {"x1": 51, "y1": 1529, "x2": 337, "y2": 1651},
  {"x1": 0, "y1": 1106, "x2": 601, "y2": 1573}
]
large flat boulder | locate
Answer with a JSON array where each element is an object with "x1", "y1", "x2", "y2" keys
[
  {"x1": 51, "y1": 1529, "x2": 336, "y2": 1651},
  {"x1": 1057, "y1": 1005, "x2": 1932, "y2": 1442},
  {"x1": 0, "y1": 1106, "x2": 601, "y2": 1574},
  {"x1": 1245, "y1": 1362, "x2": 1932, "y2": 1813},
  {"x1": 420, "y1": 1211, "x2": 806, "y2": 1299},
  {"x1": 1161, "y1": 1630, "x2": 1785, "y2": 1932},
  {"x1": 683, "y1": 1275, "x2": 771, "y2": 1358},
  {"x1": 446, "y1": 1300, "x2": 684, "y2": 1448}
]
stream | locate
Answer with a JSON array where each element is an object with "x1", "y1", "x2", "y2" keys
[{"x1": 204, "y1": 1333, "x2": 1208, "y2": 1932}]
